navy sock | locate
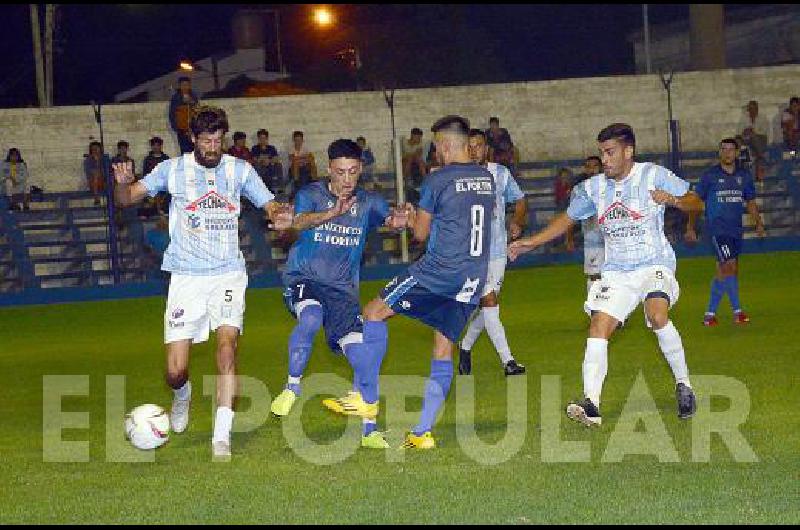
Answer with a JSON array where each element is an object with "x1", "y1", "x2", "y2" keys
[
  {"x1": 707, "y1": 278, "x2": 725, "y2": 314},
  {"x1": 287, "y1": 304, "x2": 323, "y2": 394},
  {"x1": 413, "y1": 359, "x2": 454, "y2": 436}
]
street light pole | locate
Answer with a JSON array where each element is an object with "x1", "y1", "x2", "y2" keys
[{"x1": 383, "y1": 87, "x2": 409, "y2": 262}]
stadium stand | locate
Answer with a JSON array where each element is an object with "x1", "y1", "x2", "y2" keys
[{"x1": 1, "y1": 147, "x2": 797, "y2": 298}]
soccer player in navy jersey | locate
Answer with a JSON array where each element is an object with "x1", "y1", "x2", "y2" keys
[
  {"x1": 270, "y1": 139, "x2": 408, "y2": 449},
  {"x1": 325, "y1": 116, "x2": 496, "y2": 449},
  {"x1": 686, "y1": 138, "x2": 765, "y2": 326}
]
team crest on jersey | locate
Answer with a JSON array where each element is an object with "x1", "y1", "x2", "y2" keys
[
  {"x1": 185, "y1": 191, "x2": 237, "y2": 213},
  {"x1": 598, "y1": 201, "x2": 644, "y2": 225}
]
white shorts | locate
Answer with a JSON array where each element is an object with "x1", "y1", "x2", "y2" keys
[
  {"x1": 583, "y1": 265, "x2": 680, "y2": 325},
  {"x1": 482, "y1": 258, "x2": 507, "y2": 297},
  {"x1": 164, "y1": 270, "x2": 248, "y2": 344},
  {"x1": 584, "y1": 247, "x2": 605, "y2": 275}
]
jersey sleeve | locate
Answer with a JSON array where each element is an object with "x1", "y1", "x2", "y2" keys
[
  {"x1": 369, "y1": 194, "x2": 392, "y2": 229},
  {"x1": 655, "y1": 167, "x2": 690, "y2": 197},
  {"x1": 742, "y1": 170, "x2": 757, "y2": 201},
  {"x1": 241, "y1": 162, "x2": 274, "y2": 208},
  {"x1": 503, "y1": 170, "x2": 525, "y2": 203},
  {"x1": 418, "y1": 177, "x2": 439, "y2": 214},
  {"x1": 693, "y1": 171, "x2": 711, "y2": 201},
  {"x1": 566, "y1": 183, "x2": 596, "y2": 221},
  {"x1": 141, "y1": 160, "x2": 169, "y2": 197}
]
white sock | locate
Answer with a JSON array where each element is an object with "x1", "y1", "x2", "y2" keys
[
  {"x1": 287, "y1": 375, "x2": 301, "y2": 387},
  {"x1": 654, "y1": 321, "x2": 691, "y2": 387},
  {"x1": 174, "y1": 381, "x2": 191, "y2": 401},
  {"x1": 212, "y1": 406, "x2": 234, "y2": 444},
  {"x1": 460, "y1": 312, "x2": 485, "y2": 351},
  {"x1": 583, "y1": 338, "x2": 608, "y2": 406},
  {"x1": 483, "y1": 306, "x2": 514, "y2": 364}
]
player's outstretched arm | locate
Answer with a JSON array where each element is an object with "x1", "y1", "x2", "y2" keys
[
  {"x1": 508, "y1": 211, "x2": 574, "y2": 261},
  {"x1": 683, "y1": 191, "x2": 704, "y2": 243},
  {"x1": 406, "y1": 204, "x2": 432, "y2": 243},
  {"x1": 292, "y1": 195, "x2": 357, "y2": 231},
  {"x1": 265, "y1": 201, "x2": 294, "y2": 231},
  {"x1": 650, "y1": 189, "x2": 703, "y2": 212},
  {"x1": 113, "y1": 161, "x2": 149, "y2": 206}
]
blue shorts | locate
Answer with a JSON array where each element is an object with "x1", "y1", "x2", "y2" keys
[
  {"x1": 380, "y1": 272, "x2": 476, "y2": 343},
  {"x1": 710, "y1": 235, "x2": 742, "y2": 263},
  {"x1": 283, "y1": 280, "x2": 363, "y2": 354}
]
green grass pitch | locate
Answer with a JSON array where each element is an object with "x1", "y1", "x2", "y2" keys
[{"x1": 1, "y1": 252, "x2": 798, "y2": 524}]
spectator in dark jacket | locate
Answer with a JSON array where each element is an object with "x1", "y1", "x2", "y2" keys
[{"x1": 168, "y1": 76, "x2": 199, "y2": 154}]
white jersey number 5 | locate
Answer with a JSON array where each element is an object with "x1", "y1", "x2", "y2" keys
[{"x1": 470, "y1": 205, "x2": 485, "y2": 257}]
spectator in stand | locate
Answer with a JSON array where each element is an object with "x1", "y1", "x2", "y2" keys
[
  {"x1": 111, "y1": 140, "x2": 135, "y2": 178},
  {"x1": 168, "y1": 76, "x2": 199, "y2": 154},
  {"x1": 1, "y1": 148, "x2": 30, "y2": 211},
  {"x1": 356, "y1": 136, "x2": 377, "y2": 189},
  {"x1": 142, "y1": 137, "x2": 170, "y2": 177},
  {"x1": 142, "y1": 137, "x2": 171, "y2": 215},
  {"x1": 401, "y1": 127, "x2": 428, "y2": 188},
  {"x1": 288, "y1": 130, "x2": 317, "y2": 198},
  {"x1": 251, "y1": 129, "x2": 283, "y2": 195},
  {"x1": 486, "y1": 117, "x2": 516, "y2": 175},
  {"x1": 228, "y1": 131, "x2": 253, "y2": 162},
  {"x1": 738, "y1": 100, "x2": 769, "y2": 180},
  {"x1": 554, "y1": 167, "x2": 575, "y2": 251},
  {"x1": 781, "y1": 96, "x2": 800, "y2": 153},
  {"x1": 83, "y1": 141, "x2": 111, "y2": 206}
]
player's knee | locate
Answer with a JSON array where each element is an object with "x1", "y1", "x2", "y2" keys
[
  {"x1": 165, "y1": 370, "x2": 188, "y2": 390},
  {"x1": 363, "y1": 298, "x2": 391, "y2": 321},
  {"x1": 480, "y1": 293, "x2": 499, "y2": 308},
  {"x1": 589, "y1": 315, "x2": 616, "y2": 339},
  {"x1": 648, "y1": 312, "x2": 670, "y2": 331},
  {"x1": 298, "y1": 303, "x2": 323, "y2": 333}
]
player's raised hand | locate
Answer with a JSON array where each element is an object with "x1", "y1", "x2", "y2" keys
[
  {"x1": 272, "y1": 202, "x2": 294, "y2": 231},
  {"x1": 650, "y1": 190, "x2": 677, "y2": 207},
  {"x1": 330, "y1": 195, "x2": 357, "y2": 218},
  {"x1": 507, "y1": 237, "x2": 536, "y2": 262},
  {"x1": 113, "y1": 161, "x2": 135, "y2": 185}
]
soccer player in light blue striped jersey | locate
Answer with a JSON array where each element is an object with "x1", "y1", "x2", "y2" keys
[
  {"x1": 114, "y1": 106, "x2": 292, "y2": 459},
  {"x1": 509, "y1": 123, "x2": 702, "y2": 426}
]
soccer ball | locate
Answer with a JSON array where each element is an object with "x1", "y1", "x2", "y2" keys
[{"x1": 124, "y1": 404, "x2": 170, "y2": 450}]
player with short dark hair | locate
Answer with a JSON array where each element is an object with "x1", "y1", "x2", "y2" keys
[
  {"x1": 325, "y1": 115, "x2": 496, "y2": 450},
  {"x1": 685, "y1": 137, "x2": 765, "y2": 326},
  {"x1": 112, "y1": 105, "x2": 292, "y2": 459},
  {"x1": 270, "y1": 138, "x2": 408, "y2": 449},
  {"x1": 510, "y1": 122, "x2": 701, "y2": 427},
  {"x1": 458, "y1": 127, "x2": 528, "y2": 376}
]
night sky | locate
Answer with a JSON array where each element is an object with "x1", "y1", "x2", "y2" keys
[{"x1": 1, "y1": 4, "x2": 758, "y2": 108}]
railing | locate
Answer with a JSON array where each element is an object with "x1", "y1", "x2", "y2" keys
[{"x1": 1, "y1": 148, "x2": 798, "y2": 301}]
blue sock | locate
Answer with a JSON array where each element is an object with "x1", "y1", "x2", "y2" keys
[
  {"x1": 355, "y1": 321, "x2": 389, "y2": 405},
  {"x1": 707, "y1": 278, "x2": 725, "y2": 314},
  {"x1": 362, "y1": 420, "x2": 377, "y2": 436},
  {"x1": 287, "y1": 304, "x2": 323, "y2": 395},
  {"x1": 413, "y1": 359, "x2": 454, "y2": 436},
  {"x1": 343, "y1": 341, "x2": 368, "y2": 397},
  {"x1": 725, "y1": 276, "x2": 742, "y2": 313}
]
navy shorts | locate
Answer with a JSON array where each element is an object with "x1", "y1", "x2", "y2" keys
[
  {"x1": 380, "y1": 272, "x2": 476, "y2": 343},
  {"x1": 710, "y1": 235, "x2": 742, "y2": 263},
  {"x1": 283, "y1": 280, "x2": 363, "y2": 354}
]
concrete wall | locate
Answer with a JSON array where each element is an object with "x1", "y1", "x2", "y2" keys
[{"x1": 3, "y1": 64, "x2": 800, "y2": 192}]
